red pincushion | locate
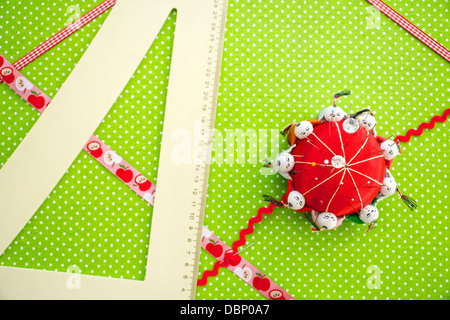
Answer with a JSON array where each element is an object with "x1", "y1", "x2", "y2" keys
[{"x1": 290, "y1": 119, "x2": 386, "y2": 217}]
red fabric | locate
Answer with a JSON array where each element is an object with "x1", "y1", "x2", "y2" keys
[
  {"x1": 290, "y1": 120, "x2": 386, "y2": 217},
  {"x1": 280, "y1": 180, "x2": 293, "y2": 205}
]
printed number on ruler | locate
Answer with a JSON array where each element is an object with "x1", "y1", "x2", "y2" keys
[{"x1": 181, "y1": 0, "x2": 228, "y2": 295}]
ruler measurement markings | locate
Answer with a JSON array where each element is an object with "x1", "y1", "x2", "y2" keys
[{"x1": 181, "y1": 0, "x2": 227, "y2": 299}]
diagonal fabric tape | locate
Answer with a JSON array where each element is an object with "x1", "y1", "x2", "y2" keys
[
  {"x1": 12, "y1": 0, "x2": 117, "y2": 73},
  {"x1": 366, "y1": 0, "x2": 450, "y2": 63}
]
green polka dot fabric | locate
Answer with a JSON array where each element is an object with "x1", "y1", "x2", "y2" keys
[
  {"x1": 0, "y1": 0, "x2": 449, "y2": 300},
  {"x1": 0, "y1": 0, "x2": 176, "y2": 280}
]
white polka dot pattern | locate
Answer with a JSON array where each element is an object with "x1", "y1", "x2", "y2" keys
[{"x1": 0, "y1": 0, "x2": 448, "y2": 300}]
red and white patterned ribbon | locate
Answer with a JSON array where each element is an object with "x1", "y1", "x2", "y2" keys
[
  {"x1": 366, "y1": 0, "x2": 450, "y2": 63},
  {"x1": 0, "y1": 54, "x2": 51, "y2": 112},
  {"x1": 0, "y1": 53, "x2": 156, "y2": 206},
  {"x1": 0, "y1": 0, "x2": 117, "y2": 84},
  {"x1": 201, "y1": 226, "x2": 295, "y2": 300}
]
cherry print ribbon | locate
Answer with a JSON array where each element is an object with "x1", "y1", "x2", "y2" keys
[
  {"x1": 366, "y1": 0, "x2": 450, "y2": 63},
  {"x1": 199, "y1": 226, "x2": 295, "y2": 300},
  {"x1": 0, "y1": 53, "x2": 155, "y2": 206},
  {"x1": 0, "y1": 0, "x2": 117, "y2": 83}
]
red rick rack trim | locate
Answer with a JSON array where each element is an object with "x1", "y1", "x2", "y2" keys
[
  {"x1": 231, "y1": 203, "x2": 277, "y2": 253},
  {"x1": 197, "y1": 203, "x2": 278, "y2": 286},
  {"x1": 395, "y1": 109, "x2": 450, "y2": 144}
]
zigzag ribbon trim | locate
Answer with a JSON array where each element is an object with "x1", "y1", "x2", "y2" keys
[
  {"x1": 197, "y1": 203, "x2": 276, "y2": 287},
  {"x1": 197, "y1": 260, "x2": 227, "y2": 286},
  {"x1": 232, "y1": 203, "x2": 276, "y2": 253},
  {"x1": 396, "y1": 109, "x2": 450, "y2": 143}
]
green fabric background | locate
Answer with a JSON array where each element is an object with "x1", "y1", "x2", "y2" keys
[{"x1": 0, "y1": 0, "x2": 448, "y2": 299}]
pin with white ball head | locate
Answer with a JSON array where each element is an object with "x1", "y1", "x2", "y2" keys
[
  {"x1": 353, "y1": 180, "x2": 381, "y2": 191},
  {"x1": 354, "y1": 181, "x2": 371, "y2": 190},
  {"x1": 287, "y1": 190, "x2": 306, "y2": 210},
  {"x1": 358, "y1": 204, "x2": 379, "y2": 224},
  {"x1": 380, "y1": 139, "x2": 399, "y2": 160},
  {"x1": 294, "y1": 121, "x2": 314, "y2": 140},
  {"x1": 315, "y1": 212, "x2": 338, "y2": 230},
  {"x1": 305, "y1": 136, "x2": 322, "y2": 152}
]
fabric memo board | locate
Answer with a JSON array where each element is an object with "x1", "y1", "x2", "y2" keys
[{"x1": 0, "y1": 0, "x2": 449, "y2": 300}]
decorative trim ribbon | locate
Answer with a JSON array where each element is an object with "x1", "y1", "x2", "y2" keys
[
  {"x1": 1, "y1": 54, "x2": 292, "y2": 298},
  {"x1": 395, "y1": 109, "x2": 450, "y2": 143},
  {"x1": 366, "y1": 0, "x2": 450, "y2": 63},
  {"x1": 8, "y1": 0, "x2": 117, "y2": 74},
  {"x1": 0, "y1": 54, "x2": 51, "y2": 112},
  {"x1": 199, "y1": 225, "x2": 294, "y2": 300}
]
